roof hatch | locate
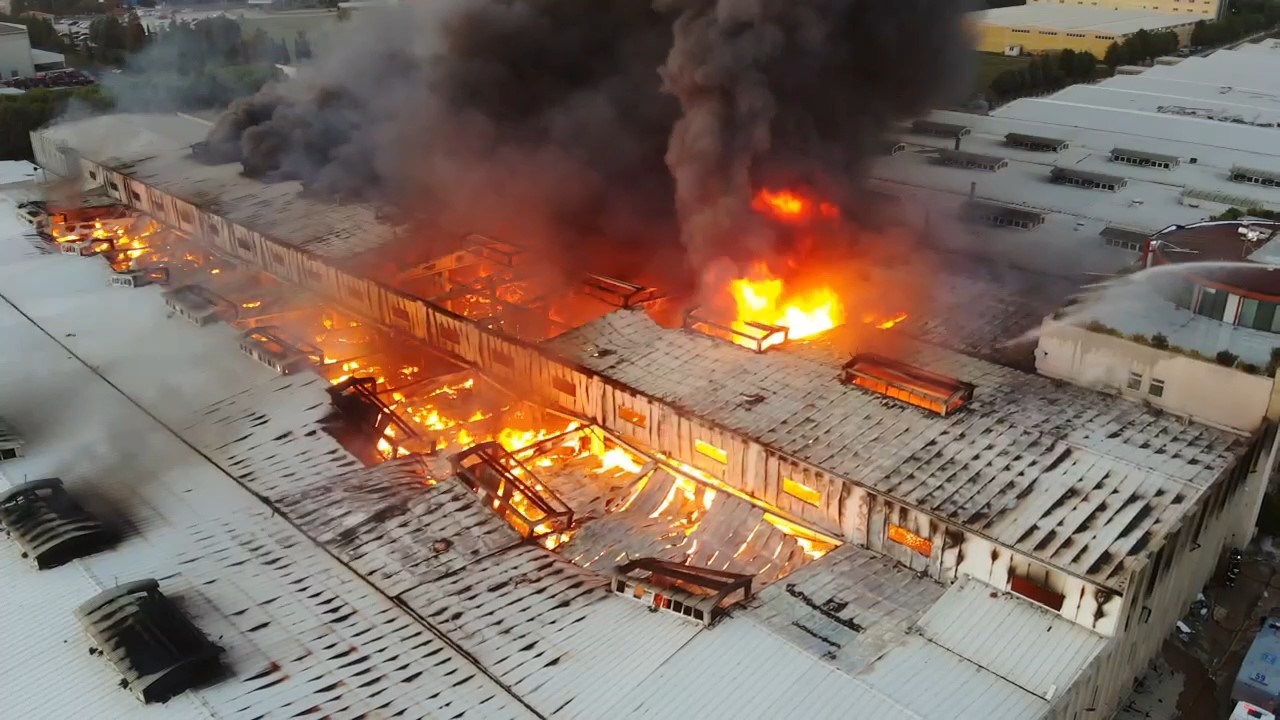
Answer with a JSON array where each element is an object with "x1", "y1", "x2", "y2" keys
[
  {"x1": 0, "y1": 478, "x2": 114, "y2": 568},
  {"x1": 842, "y1": 354, "x2": 974, "y2": 416}
]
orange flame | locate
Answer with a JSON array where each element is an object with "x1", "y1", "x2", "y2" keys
[
  {"x1": 728, "y1": 264, "x2": 844, "y2": 344},
  {"x1": 752, "y1": 188, "x2": 840, "y2": 225}
]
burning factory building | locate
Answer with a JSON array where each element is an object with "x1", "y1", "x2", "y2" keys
[
  {"x1": 6, "y1": 3, "x2": 1277, "y2": 718},
  {"x1": 16, "y1": 107, "x2": 1276, "y2": 720}
]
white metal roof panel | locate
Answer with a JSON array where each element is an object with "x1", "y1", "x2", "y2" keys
[
  {"x1": 859, "y1": 635, "x2": 1050, "y2": 720},
  {"x1": 916, "y1": 576, "x2": 1107, "y2": 700},
  {"x1": 0, "y1": 284, "x2": 535, "y2": 719},
  {"x1": 546, "y1": 310, "x2": 1245, "y2": 590},
  {"x1": 399, "y1": 543, "x2": 702, "y2": 719},
  {"x1": 601, "y1": 617, "x2": 916, "y2": 719},
  {"x1": 747, "y1": 543, "x2": 946, "y2": 674}
]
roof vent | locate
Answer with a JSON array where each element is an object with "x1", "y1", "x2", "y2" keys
[
  {"x1": 162, "y1": 285, "x2": 238, "y2": 326},
  {"x1": 109, "y1": 267, "x2": 169, "y2": 289},
  {"x1": 910, "y1": 119, "x2": 971, "y2": 139},
  {"x1": 582, "y1": 274, "x2": 661, "y2": 309},
  {"x1": 239, "y1": 326, "x2": 324, "y2": 375},
  {"x1": 77, "y1": 579, "x2": 223, "y2": 703},
  {"x1": 683, "y1": 308, "x2": 789, "y2": 353},
  {"x1": 1005, "y1": 133, "x2": 1069, "y2": 152},
  {"x1": 842, "y1": 354, "x2": 974, "y2": 416},
  {"x1": 452, "y1": 441, "x2": 574, "y2": 540},
  {"x1": 1049, "y1": 167, "x2": 1127, "y2": 192},
  {"x1": 612, "y1": 558, "x2": 754, "y2": 626},
  {"x1": 0, "y1": 416, "x2": 23, "y2": 461},
  {"x1": 0, "y1": 478, "x2": 114, "y2": 568}
]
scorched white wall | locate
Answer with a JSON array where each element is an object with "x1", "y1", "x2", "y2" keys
[{"x1": 1036, "y1": 319, "x2": 1276, "y2": 434}]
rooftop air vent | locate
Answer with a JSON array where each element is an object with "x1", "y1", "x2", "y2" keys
[
  {"x1": 77, "y1": 579, "x2": 223, "y2": 703},
  {"x1": 0, "y1": 416, "x2": 23, "y2": 461},
  {"x1": 1111, "y1": 148, "x2": 1180, "y2": 170},
  {"x1": 962, "y1": 200, "x2": 1045, "y2": 230},
  {"x1": 611, "y1": 558, "x2": 754, "y2": 626},
  {"x1": 1231, "y1": 165, "x2": 1280, "y2": 188},
  {"x1": 910, "y1": 119, "x2": 971, "y2": 139},
  {"x1": 1005, "y1": 133, "x2": 1069, "y2": 152},
  {"x1": 0, "y1": 478, "x2": 114, "y2": 568},
  {"x1": 162, "y1": 285, "x2": 238, "y2": 326},
  {"x1": 1049, "y1": 167, "x2": 1127, "y2": 192},
  {"x1": 109, "y1": 267, "x2": 169, "y2": 289},
  {"x1": 935, "y1": 149, "x2": 1009, "y2": 172},
  {"x1": 452, "y1": 441, "x2": 574, "y2": 540},
  {"x1": 582, "y1": 274, "x2": 661, "y2": 309},
  {"x1": 842, "y1": 354, "x2": 974, "y2": 416},
  {"x1": 683, "y1": 308, "x2": 789, "y2": 353},
  {"x1": 327, "y1": 376, "x2": 418, "y2": 458},
  {"x1": 239, "y1": 326, "x2": 324, "y2": 375}
]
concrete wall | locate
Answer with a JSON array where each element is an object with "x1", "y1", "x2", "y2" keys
[
  {"x1": 1037, "y1": 319, "x2": 1274, "y2": 434},
  {"x1": 973, "y1": 18, "x2": 1195, "y2": 56},
  {"x1": 1026, "y1": 0, "x2": 1222, "y2": 19},
  {"x1": 0, "y1": 28, "x2": 33, "y2": 80}
]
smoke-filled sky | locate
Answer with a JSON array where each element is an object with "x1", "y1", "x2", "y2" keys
[{"x1": 206, "y1": 0, "x2": 974, "y2": 289}]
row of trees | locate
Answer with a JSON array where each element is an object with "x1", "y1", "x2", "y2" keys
[
  {"x1": 0, "y1": 86, "x2": 111, "y2": 160},
  {"x1": 988, "y1": 50, "x2": 1099, "y2": 102},
  {"x1": 1101, "y1": 29, "x2": 1181, "y2": 69},
  {"x1": 1191, "y1": 3, "x2": 1280, "y2": 47}
]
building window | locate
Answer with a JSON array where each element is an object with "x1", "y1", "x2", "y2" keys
[
  {"x1": 1011, "y1": 574, "x2": 1065, "y2": 612},
  {"x1": 1149, "y1": 379, "x2": 1165, "y2": 398},
  {"x1": 551, "y1": 375, "x2": 576, "y2": 397},
  {"x1": 438, "y1": 325, "x2": 462, "y2": 346},
  {"x1": 389, "y1": 306, "x2": 410, "y2": 323},
  {"x1": 1194, "y1": 287, "x2": 1228, "y2": 320},
  {"x1": 1127, "y1": 371, "x2": 1143, "y2": 391},
  {"x1": 490, "y1": 348, "x2": 514, "y2": 368},
  {"x1": 236, "y1": 236, "x2": 254, "y2": 253},
  {"x1": 783, "y1": 477, "x2": 822, "y2": 506},
  {"x1": 87, "y1": 169, "x2": 98, "y2": 181},
  {"x1": 695, "y1": 439, "x2": 727, "y2": 464},
  {"x1": 888, "y1": 524, "x2": 933, "y2": 556},
  {"x1": 618, "y1": 406, "x2": 647, "y2": 428},
  {"x1": 0, "y1": 447, "x2": 17, "y2": 461}
]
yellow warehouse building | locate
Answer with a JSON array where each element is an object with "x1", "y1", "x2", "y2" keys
[{"x1": 972, "y1": 5, "x2": 1203, "y2": 57}]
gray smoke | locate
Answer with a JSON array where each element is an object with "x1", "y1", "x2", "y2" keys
[{"x1": 205, "y1": 0, "x2": 973, "y2": 286}]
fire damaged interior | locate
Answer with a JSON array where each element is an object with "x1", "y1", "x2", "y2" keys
[{"x1": 14, "y1": 104, "x2": 1277, "y2": 719}]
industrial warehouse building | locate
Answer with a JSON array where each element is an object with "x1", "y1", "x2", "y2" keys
[
  {"x1": 6, "y1": 35, "x2": 1280, "y2": 720},
  {"x1": 1025, "y1": 0, "x2": 1225, "y2": 19},
  {"x1": 8, "y1": 83, "x2": 1275, "y2": 718},
  {"x1": 970, "y1": 5, "x2": 1199, "y2": 56}
]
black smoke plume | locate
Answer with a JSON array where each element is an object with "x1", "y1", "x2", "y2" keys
[{"x1": 206, "y1": 0, "x2": 973, "y2": 287}]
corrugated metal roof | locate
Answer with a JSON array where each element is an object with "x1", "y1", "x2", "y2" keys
[
  {"x1": 0, "y1": 415, "x2": 22, "y2": 450},
  {"x1": 399, "y1": 543, "x2": 703, "y2": 719},
  {"x1": 859, "y1": 636, "x2": 1049, "y2": 720},
  {"x1": 974, "y1": 5, "x2": 1200, "y2": 33},
  {"x1": 546, "y1": 310, "x2": 1244, "y2": 591},
  {"x1": 281, "y1": 460, "x2": 524, "y2": 596},
  {"x1": 916, "y1": 576, "x2": 1107, "y2": 700},
  {"x1": 0, "y1": 262, "x2": 537, "y2": 719},
  {"x1": 119, "y1": 153, "x2": 397, "y2": 259},
  {"x1": 747, "y1": 543, "x2": 946, "y2": 674},
  {"x1": 601, "y1": 617, "x2": 919, "y2": 719}
]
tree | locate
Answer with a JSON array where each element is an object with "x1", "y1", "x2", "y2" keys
[
  {"x1": 125, "y1": 12, "x2": 147, "y2": 54},
  {"x1": 276, "y1": 39, "x2": 291, "y2": 66},
  {"x1": 294, "y1": 31, "x2": 313, "y2": 61},
  {"x1": 1058, "y1": 48, "x2": 1077, "y2": 79},
  {"x1": 1073, "y1": 51, "x2": 1097, "y2": 81},
  {"x1": 1026, "y1": 56, "x2": 1045, "y2": 93},
  {"x1": 1103, "y1": 41, "x2": 1128, "y2": 68}
]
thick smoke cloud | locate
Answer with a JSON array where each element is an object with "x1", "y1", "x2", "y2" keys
[{"x1": 206, "y1": 0, "x2": 973, "y2": 287}]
